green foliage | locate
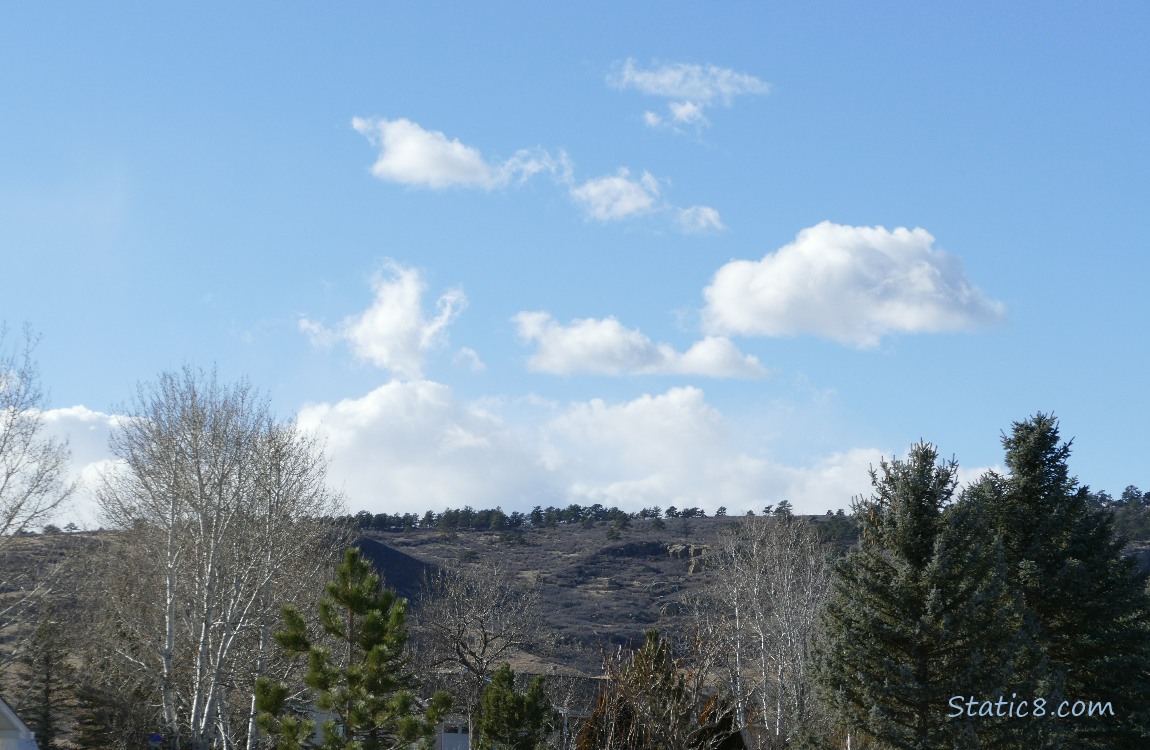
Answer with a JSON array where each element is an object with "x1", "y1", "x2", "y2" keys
[
  {"x1": 476, "y1": 663, "x2": 553, "y2": 750},
  {"x1": 72, "y1": 682, "x2": 154, "y2": 750},
  {"x1": 970, "y1": 414, "x2": 1150, "y2": 748},
  {"x1": 15, "y1": 611, "x2": 74, "y2": 749},
  {"x1": 815, "y1": 442, "x2": 1022, "y2": 749},
  {"x1": 256, "y1": 547, "x2": 452, "y2": 750}
]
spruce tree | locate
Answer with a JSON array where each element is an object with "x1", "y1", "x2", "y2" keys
[
  {"x1": 476, "y1": 663, "x2": 552, "y2": 750},
  {"x1": 255, "y1": 547, "x2": 451, "y2": 750},
  {"x1": 970, "y1": 413, "x2": 1150, "y2": 747},
  {"x1": 72, "y1": 682, "x2": 154, "y2": 750},
  {"x1": 16, "y1": 611, "x2": 73, "y2": 749},
  {"x1": 815, "y1": 443, "x2": 1022, "y2": 749}
]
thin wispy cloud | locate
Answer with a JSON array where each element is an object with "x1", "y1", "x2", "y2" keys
[
  {"x1": 676, "y1": 205, "x2": 726, "y2": 234},
  {"x1": 609, "y1": 58, "x2": 770, "y2": 130},
  {"x1": 299, "y1": 262, "x2": 468, "y2": 379},
  {"x1": 514, "y1": 312, "x2": 767, "y2": 378},
  {"x1": 702, "y1": 221, "x2": 1006, "y2": 347}
]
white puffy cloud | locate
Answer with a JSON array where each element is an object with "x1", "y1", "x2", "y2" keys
[
  {"x1": 299, "y1": 381, "x2": 878, "y2": 517},
  {"x1": 702, "y1": 221, "x2": 1007, "y2": 347},
  {"x1": 569, "y1": 169, "x2": 660, "y2": 221},
  {"x1": 541, "y1": 387, "x2": 877, "y2": 513},
  {"x1": 37, "y1": 405, "x2": 123, "y2": 528},
  {"x1": 299, "y1": 262, "x2": 467, "y2": 379},
  {"x1": 609, "y1": 59, "x2": 770, "y2": 130},
  {"x1": 298, "y1": 381, "x2": 554, "y2": 514},
  {"x1": 676, "y1": 205, "x2": 726, "y2": 234},
  {"x1": 31, "y1": 393, "x2": 1001, "y2": 526},
  {"x1": 514, "y1": 312, "x2": 766, "y2": 378},
  {"x1": 351, "y1": 117, "x2": 559, "y2": 190}
]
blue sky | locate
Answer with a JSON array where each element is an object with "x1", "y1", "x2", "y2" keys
[{"x1": 3, "y1": 2, "x2": 1147, "y2": 525}]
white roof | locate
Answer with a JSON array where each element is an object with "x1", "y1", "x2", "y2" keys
[{"x1": 0, "y1": 696, "x2": 37, "y2": 750}]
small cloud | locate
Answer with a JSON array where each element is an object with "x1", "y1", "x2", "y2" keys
[
  {"x1": 702, "y1": 221, "x2": 1006, "y2": 347},
  {"x1": 570, "y1": 169, "x2": 660, "y2": 222},
  {"x1": 610, "y1": 58, "x2": 769, "y2": 131},
  {"x1": 514, "y1": 311, "x2": 766, "y2": 378},
  {"x1": 676, "y1": 205, "x2": 725, "y2": 234},
  {"x1": 352, "y1": 117, "x2": 558, "y2": 190},
  {"x1": 299, "y1": 262, "x2": 466, "y2": 379},
  {"x1": 669, "y1": 101, "x2": 707, "y2": 125},
  {"x1": 453, "y1": 347, "x2": 486, "y2": 373},
  {"x1": 298, "y1": 318, "x2": 338, "y2": 348},
  {"x1": 569, "y1": 172, "x2": 724, "y2": 234}
]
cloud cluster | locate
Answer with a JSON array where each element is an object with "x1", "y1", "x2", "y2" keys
[
  {"x1": 296, "y1": 382, "x2": 879, "y2": 516},
  {"x1": 353, "y1": 117, "x2": 722, "y2": 233},
  {"x1": 610, "y1": 58, "x2": 770, "y2": 130},
  {"x1": 44, "y1": 393, "x2": 997, "y2": 529},
  {"x1": 299, "y1": 262, "x2": 467, "y2": 379},
  {"x1": 703, "y1": 221, "x2": 1006, "y2": 347},
  {"x1": 514, "y1": 312, "x2": 766, "y2": 378}
]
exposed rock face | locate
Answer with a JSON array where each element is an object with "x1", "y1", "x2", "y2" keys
[{"x1": 666, "y1": 542, "x2": 709, "y2": 573}]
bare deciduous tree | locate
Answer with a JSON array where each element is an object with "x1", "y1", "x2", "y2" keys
[
  {"x1": 94, "y1": 366, "x2": 343, "y2": 750},
  {"x1": 413, "y1": 561, "x2": 542, "y2": 732},
  {"x1": 576, "y1": 629, "x2": 744, "y2": 750},
  {"x1": 0, "y1": 323, "x2": 72, "y2": 540},
  {"x1": 0, "y1": 324, "x2": 74, "y2": 653},
  {"x1": 705, "y1": 516, "x2": 830, "y2": 749}
]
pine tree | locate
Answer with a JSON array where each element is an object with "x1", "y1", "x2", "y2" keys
[
  {"x1": 255, "y1": 547, "x2": 452, "y2": 750},
  {"x1": 72, "y1": 682, "x2": 154, "y2": 750},
  {"x1": 476, "y1": 663, "x2": 552, "y2": 750},
  {"x1": 970, "y1": 413, "x2": 1150, "y2": 748},
  {"x1": 815, "y1": 442, "x2": 1022, "y2": 749},
  {"x1": 15, "y1": 611, "x2": 73, "y2": 749}
]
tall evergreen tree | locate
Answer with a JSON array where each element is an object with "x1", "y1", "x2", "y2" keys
[
  {"x1": 72, "y1": 682, "x2": 155, "y2": 750},
  {"x1": 15, "y1": 610, "x2": 74, "y2": 749},
  {"x1": 815, "y1": 443, "x2": 1022, "y2": 749},
  {"x1": 969, "y1": 413, "x2": 1150, "y2": 747},
  {"x1": 476, "y1": 663, "x2": 552, "y2": 750},
  {"x1": 256, "y1": 548, "x2": 451, "y2": 750}
]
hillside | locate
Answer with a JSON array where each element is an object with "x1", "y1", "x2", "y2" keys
[{"x1": 358, "y1": 515, "x2": 843, "y2": 675}]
